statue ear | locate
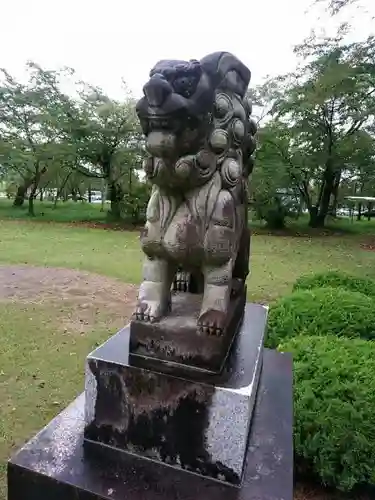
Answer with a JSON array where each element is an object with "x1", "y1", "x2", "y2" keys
[
  {"x1": 200, "y1": 52, "x2": 251, "y2": 98},
  {"x1": 219, "y1": 71, "x2": 248, "y2": 97}
]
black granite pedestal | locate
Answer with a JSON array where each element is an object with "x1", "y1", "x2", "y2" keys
[
  {"x1": 84, "y1": 303, "x2": 267, "y2": 486},
  {"x1": 8, "y1": 349, "x2": 293, "y2": 500}
]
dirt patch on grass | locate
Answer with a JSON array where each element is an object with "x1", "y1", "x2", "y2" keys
[{"x1": 0, "y1": 264, "x2": 138, "y2": 333}]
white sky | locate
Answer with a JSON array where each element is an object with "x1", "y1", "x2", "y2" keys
[{"x1": 1, "y1": 0, "x2": 374, "y2": 99}]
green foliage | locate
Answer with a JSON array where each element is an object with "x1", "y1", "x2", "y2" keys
[
  {"x1": 1, "y1": 30, "x2": 374, "y2": 228},
  {"x1": 294, "y1": 270, "x2": 375, "y2": 297},
  {"x1": 253, "y1": 34, "x2": 375, "y2": 228},
  {"x1": 0, "y1": 199, "x2": 107, "y2": 223},
  {"x1": 5, "y1": 182, "x2": 17, "y2": 199},
  {"x1": 119, "y1": 182, "x2": 150, "y2": 224},
  {"x1": 0, "y1": 62, "x2": 145, "y2": 220},
  {"x1": 279, "y1": 334, "x2": 375, "y2": 490},
  {"x1": 266, "y1": 286, "x2": 375, "y2": 347},
  {"x1": 314, "y1": 0, "x2": 358, "y2": 16},
  {"x1": 252, "y1": 124, "x2": 302, "y2": 228}
]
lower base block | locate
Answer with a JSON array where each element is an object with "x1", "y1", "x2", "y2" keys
[
  {"x1": 84, "y1": 303, "x2": 267, "y2": 486},
  {"x1": 7, "y1": 349, "x2": 293, "y2": 500}
]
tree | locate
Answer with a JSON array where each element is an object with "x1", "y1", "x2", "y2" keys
[
  {"x1": 251, "y1": 124, "x2": 301, "y2": 229},
  {"x1": 0, "y1": 62, "x2": 145, "y2": 220},
  {"x1": 255, "y1": 35, "x2": 375, "y2": 227},
  {"x1": 34, "y1": 69, "x2": 145, "y2": 220},
  {"x1": 0, "y1": 64, "x2": 74, "y2": 215},
  {"x1": 314, "y1": 0, "x2": 360, "y2": 16}
]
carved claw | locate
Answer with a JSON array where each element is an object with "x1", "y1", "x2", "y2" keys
[
  {"x1": 172, "y1": 271, "x2": 191, "y2": 292},
  {"x1": 197, "y1": 309, "x2": 226, "y2": 336},
  {"x1": 133, "y1": 300, "x2": 170, "y2": 323}
]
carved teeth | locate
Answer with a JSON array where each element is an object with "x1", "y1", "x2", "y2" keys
[{"x1": 149, "y1": 118, "x2": 171, "y2": 129}]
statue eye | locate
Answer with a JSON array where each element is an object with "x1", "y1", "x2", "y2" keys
[{"x1": 172, "y1": 76, "x2": 197, "y2": 98}]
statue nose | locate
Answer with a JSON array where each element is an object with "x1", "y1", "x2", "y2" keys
[{"x1": 143, "y1": 74, "x2": 172, "y2": 107}]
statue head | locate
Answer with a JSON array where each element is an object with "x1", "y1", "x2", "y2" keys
[
  {"x1": 137, "y1": 52, "x2": 254, "y2": 156},
  {"x1": 136, "y1": 52, "x2": 257, "y2": 189}
]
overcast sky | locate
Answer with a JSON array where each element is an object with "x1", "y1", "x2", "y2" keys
[{"x1": 1, "y1": 0, "x2": 374, "y2": 99}]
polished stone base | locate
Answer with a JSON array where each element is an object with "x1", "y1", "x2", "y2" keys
[
  {"x1": 129, "y1": 290, "x2": 246, "y2": 375},
  {"x1": 84, "y1": 303, "x2": 267, "y2": 486},
  {"x1": 8, "y1": 349, "x2": 293, "y2": 500}
]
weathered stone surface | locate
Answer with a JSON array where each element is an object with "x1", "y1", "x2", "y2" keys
[
  {"x1": 132, "y1": 52, "x2": 257, "y2": 344},
  {"x1": 130, "y1": 289, "x2": 246, "y2": 374},
  {"x1": 84, "y1": 303, "x2": 267, "y2": 486},
  {"x1": 8, "y1": 349, "x2": 293, "y2": 500}
]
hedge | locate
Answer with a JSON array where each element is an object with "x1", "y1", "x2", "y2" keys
[
  {"x1": 279, "y1": 335, "x2": 375, "y2": 491},
  {"x1": 266, "y1": 286, "x2": 375, "y2": 348},
  {"x1": 293, "y1": 271, "x2": 375, "y2": 298}
]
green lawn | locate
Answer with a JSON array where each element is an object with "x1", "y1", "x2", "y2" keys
[
  {"x1": 0, "y1": 198, "x2": 107, "y2": 223},
  {"x1": 1, "y1": 217, "x2": 375, "y2": 498},
  {"x1": 1, "y1": 218, "x2": 375, "y2": 302}
]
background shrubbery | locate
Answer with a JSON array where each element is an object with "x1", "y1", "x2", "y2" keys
[
  {"x1": 270, "y1": 271, "x2": 375, "y2": 492},
  {"x1": 279, "y1": 335, "x2": 375, "y2": 491},
  {"x1": 293, "y1": 270, "x2": 375, "y2": 298},
  {"x1": 267, "y1": 286, "x2": 375, "y2": 348}
]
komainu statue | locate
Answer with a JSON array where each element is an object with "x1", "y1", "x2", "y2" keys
[{"x1": 131, "y1": 52, "x2": 256, "y2": 365}]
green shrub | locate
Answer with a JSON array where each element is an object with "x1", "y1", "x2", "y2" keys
[
  {"x1": 279, "y1": 335, "x2": 375, "y2": 491},
  {"x1": 266, "y1": 286, "x2": 375, "y2": 348},
  {"x1": 293, "y1": 271, "x2": 375, "y2": 298}
]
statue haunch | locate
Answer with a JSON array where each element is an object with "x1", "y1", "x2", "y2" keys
[{"x1": 134, "y1": 52, "x2": 257, "y2": 336}]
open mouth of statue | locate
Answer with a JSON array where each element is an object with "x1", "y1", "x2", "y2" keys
[
  {"x1": 148, "y1": 116, "x2": 173, "y2": 130},
  {"x1": 145, "y1": 110, "x2": 199, "y2": 134}
]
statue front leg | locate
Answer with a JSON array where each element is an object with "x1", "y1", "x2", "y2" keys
[
  {"x1": 198, "y1": 189, "x2": 238, "y2": 335},
  {"x1": 198, "y1": 260, "x2": 234, "y2": 335},
  {"x1": 134, "y1": 257, "x2": 176, "y2": 322}
]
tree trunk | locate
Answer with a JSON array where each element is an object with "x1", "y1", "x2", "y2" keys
[
  {"x1": 308, "y1": 206, "x2": 320, "y2": 228},
  {"x1": 28, "y1": 166, "x2": 47, "y2": 216},
  {"x1": 357, "y1": 203, "x2": 362, "y2": 221},
  {"x1": 308, "y1": 162, "x2": 336, "y2": 228},
  {"x1": 367, "y1": 202, "x2": 372, "y2": 221},
  {"x1": 54, "y1": 172, "x2": 72, "y2": 208},
  {"x1": 129, "y1": 167, "x2": 133, "y2": 194},
  {"x1": 28, "y1": 190, "x2": 36, "y2": 216},
  {"x1": 100, "y1": 179, "x2": 106, "y2": 212},
  {"x1": 39, "y1": 190, "x2": 44, "y2": 202},
  {"x1": 108, "y1": 181, "x2": 123, "y2": 220},
  {"x1": 78, "y1": 187, "x2": 85, "y2": 203},
  {"x1": 88, "y1": 185, "x2": 92, "y2": 203},
  {"x1": 318, "y1": 176, "x2": 334, "y2": 226},
  {"x1": 331, "y1": 171, "x2": 341, "y2": 218},
  {"x1": 13, "y1": 180, "x2": 32, "y2": 207}
]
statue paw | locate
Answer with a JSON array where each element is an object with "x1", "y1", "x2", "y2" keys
[
  {"x1": 197, "y1": 309, "x2": 226, "y2": 336},
  {"x1": 133, "y1": 300, "x2": 170, "y2": 323},
  {"x1": 172, "y1": 271, "x2": 190, "y2": 292}
]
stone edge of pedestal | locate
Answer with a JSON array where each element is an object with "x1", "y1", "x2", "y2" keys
[{"x1": 7, "y1": 349, "x2": 293, "y2": 500}]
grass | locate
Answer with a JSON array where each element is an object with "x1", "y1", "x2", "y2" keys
[
  {"x1": 2, "y1": 198, "x2": 375, "y2": 235},
  {"x1": 0, "y1": 198, "x2": 107, "y2": 223},
  {"x1": 1, "y1": 218, "x2": 375, "y2": 303},
  {"x1": 1, "y1": 212, "x2": 375, "y2": 498},
  {"x1": 0, "y1": 219, "x2": 143, "y2": 285},
  {"x1": 0, "y1": 302, "x2": 114, "y2": 499}
]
